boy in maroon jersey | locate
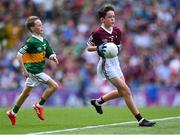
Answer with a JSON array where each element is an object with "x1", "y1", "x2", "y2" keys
[{"x1": 87, "y1": 5, "x2": 156, "y2": 127}]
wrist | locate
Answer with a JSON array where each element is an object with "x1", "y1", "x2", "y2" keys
[{"x1": 49, "y1": 54, "x2": 56, "y2": 60}]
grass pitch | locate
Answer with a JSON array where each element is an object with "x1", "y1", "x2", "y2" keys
[{"x1": 0, "y1": 107, "x2": 180, "y2": 134}]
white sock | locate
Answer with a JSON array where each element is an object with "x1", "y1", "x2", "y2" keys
[
  {"x1": 37, "y1": 103, "x2": 43, "y2": 108},
  {"x1": 138, "y1": 118, "x2": 145, "y2": 123},
  {"x1": 11, "y1": 111, "x2": 16, "y2": 116},
  {"x1": 95, "y1": 100, "x2": 101, "y2": 106}
]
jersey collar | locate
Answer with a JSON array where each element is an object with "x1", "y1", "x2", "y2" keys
[
  {"x1": 32, "y1": 34, "x2": 44, "y2": 42},
  {"x1": 101, "y1": 24, "x2": 113, "y2": 34}
]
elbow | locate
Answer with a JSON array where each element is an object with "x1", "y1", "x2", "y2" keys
[
  {"x1": 87, "y1": 47, "x2": 91, "y2": 52},
  {"x1": 16, "y1": 54, "x2": 20, "y2": 60}
]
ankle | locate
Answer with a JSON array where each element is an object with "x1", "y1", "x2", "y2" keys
[
  {"x1": 135, "y1": 113, "x2": 143, "y2": 122},
  {"x1": 138, "y1": 118, "x2": 144, "y2": 123},
  {"x1": 97, "y1": 97, "x2": 105, "y2": 105},
  {"x1": 37, "y1": 103, "x2": 43, "y2": 108},
  {"x1": 9, "y1": 111, "x2": 16, "y2": 116},
  {"x1": 95, "y1": 100, "x2": 101, "y2": 106}
]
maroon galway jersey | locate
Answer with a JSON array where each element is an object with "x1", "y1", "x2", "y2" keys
[{"x1": 87, "y1": 26, "x2": 121, "y2": 46}]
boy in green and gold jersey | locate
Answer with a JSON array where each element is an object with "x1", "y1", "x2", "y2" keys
[{"x1": 6, "y1": 16, "x2": 59, "y2": 125}]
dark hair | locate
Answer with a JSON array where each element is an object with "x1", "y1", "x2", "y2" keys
[
  {"x1": 25, "y1": 16, "x2": 40, "y2": 32},
  {"x1": 98, "y1": 5, "x2": 115, "y2": 19}
]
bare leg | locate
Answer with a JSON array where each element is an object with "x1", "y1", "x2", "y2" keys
[
  {"x1": 90, "y1": 80, "x2": 123, "y2": 114},
  {"x1": 15, "y1": 86, "x2": 32, "y2": 107},
  {"x1": 102, "y1": 76, "x2": 125, "y2": 102},
  {"x1": 33, "y1": 79, "x2": 59, "y2": 120},
  {"x1": 91, "y1": 76, "x2": 156, "y2": 126},
  {"x1": 102, "y1": 90, "x2": 122, "y2": 101},
  {"x1": 6, "y1": 85, "x2": 33, "y2": 125},
  {"x1": 109, "y1": 77, "x2": 139, "y2": 116},
  {"x1": 41, "y1": 78, "x2": 59, "y2": 100}
]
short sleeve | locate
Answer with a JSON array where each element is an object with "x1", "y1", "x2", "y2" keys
[
  {"x1": 45, "y1": 39, "x2": 54, "y2": 58},
  {"x1": 87, "y1": 32, "x2": 97, "y2": 46},
  {"x1": 115, "y1": 28, "x2": 121, "y2": 45},
  {"x1": 18, "y1": 42, "x2": 30, "y2": 55}
]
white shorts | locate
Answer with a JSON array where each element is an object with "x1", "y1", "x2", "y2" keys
[
  {"x1": 25, "y1": 72, "x2": 51, "y2": 87},
  {"x1": 97, "y1": 56, "x2": 123, "y2": 80}
]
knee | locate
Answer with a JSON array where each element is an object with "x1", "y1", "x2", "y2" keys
[
  {"x1": 53, "y1": 83, "x2": 59, "y2": 90},
  {"x1": 117, "y1": 91, "x2": 123, "y2": 97},
  {"x1": 120, "y1": 87, "x2": 132, "y2": 97},
  {"x1": 49, "y1": 82, "x2": 59, "y2": 90}
]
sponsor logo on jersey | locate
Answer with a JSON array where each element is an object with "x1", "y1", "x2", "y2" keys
[
  {"x1": 42, "y1": 44, "x2": 46, "y2": 50},
  {"x1": 37, "y1": 47, "x2": 42, "y2": 51}
]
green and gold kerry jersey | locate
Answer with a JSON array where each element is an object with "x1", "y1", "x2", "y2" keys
[{"x1": 18, "y1": 35, "x2": 55, "y2": 74}]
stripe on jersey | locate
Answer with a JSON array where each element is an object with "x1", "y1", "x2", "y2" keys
[
  {"x1": 102, "y1": 58, "x2": 110, "y2": 80},
  {"x1": 23, "y1": 52, "x2": 45, "y2": 63}
]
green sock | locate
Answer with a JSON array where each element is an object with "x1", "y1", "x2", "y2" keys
[
  {"x1": 12, "y1": 105, "x2": 20, "y2": 113},
  {"x1": 39, "y1": 97, "x2": 46, "y2": 105}
]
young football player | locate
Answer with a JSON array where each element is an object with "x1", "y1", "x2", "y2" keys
[
  {"x1": 6, "y1": 16, "x2": 59, "y2": 125},
  {"x1": 87, "y1": 5, "x2": 156, "y2": 127}
]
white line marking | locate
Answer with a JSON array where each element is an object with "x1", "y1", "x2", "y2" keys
[{"x1": 27, "y1": 116, "x2": 180, "y2": 135}]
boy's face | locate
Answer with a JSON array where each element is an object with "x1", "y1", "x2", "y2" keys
[
  {"x1": 102, "y1": 10, "x2": 115, "y2": 27},
  {"x1": 31, "y1": 19, "x2": 43, "y2": 35}
]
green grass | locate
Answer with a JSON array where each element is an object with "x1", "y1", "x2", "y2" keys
[{"x1": 0, "y1": 107, "x2": 180, "y2": 134}]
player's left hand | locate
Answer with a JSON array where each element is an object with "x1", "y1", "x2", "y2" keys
[
  {"x1": 49, "y1": 54, "x2": 59, "y2": 64},
  {"x1": 52, "y1": 56, "x2": 59, "y2": 64}
]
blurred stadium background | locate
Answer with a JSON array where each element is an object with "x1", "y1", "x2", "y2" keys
[{"x1": 0, "y1": 0, "x2": 179, "y2": 108}]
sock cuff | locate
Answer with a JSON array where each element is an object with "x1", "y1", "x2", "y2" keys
[
  {"x1": 101, "y1": 97, "x2": 105, "y2": 102},
  {"x1": 95, "y1": 100, "x2": 101, "y2": 106},
  {"x1": 97, "y1": 97, "x2": 105, "y2": 104},
  {"x1": 39, "y1": 97, "x2": 46, "y2": 106},
  {"x1": 37, "y1": 103, "x2": 43, "y2": 108},
  {"x1": 138, "y1": 118, "x2": 145, "y2": 123},
  {"x1": 11, "y1": 111, "x2": 17, "y2": 116}
]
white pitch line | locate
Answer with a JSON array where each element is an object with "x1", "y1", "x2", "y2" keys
[{"x1": 27, "y1": 116, "x2": 180, "y2": 135}]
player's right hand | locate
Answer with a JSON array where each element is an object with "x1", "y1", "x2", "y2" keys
[{"x1": 97, "y1": 43, "x2": 107, "y2": 58}]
